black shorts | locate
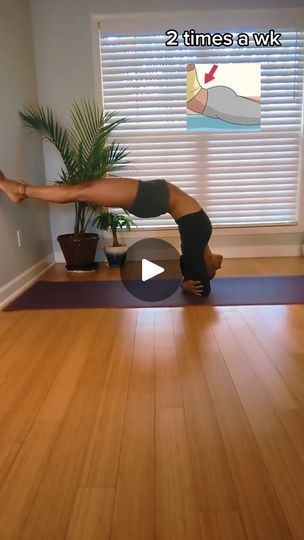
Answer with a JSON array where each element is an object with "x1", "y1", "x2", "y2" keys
[
  {"x1": 175, "y1": 208, "x2": 212, "y2": 245},
  {"x1": 175, "y1": 209, "x2": 213, "y2": 296},
  {"x1": 128, "y1": 179, "x2": 169, "y2": 218}
]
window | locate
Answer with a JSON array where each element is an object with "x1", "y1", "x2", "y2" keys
[{"x1": 99, "y1": 27, "x2": 304, "y2": 229}]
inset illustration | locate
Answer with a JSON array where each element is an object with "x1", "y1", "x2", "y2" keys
[{"x1": 187, "y1": 63, "x2": 261, "y2": 132}]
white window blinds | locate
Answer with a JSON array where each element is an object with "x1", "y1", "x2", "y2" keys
[{"x1": 99, "y1": 29, "x2": 304, "y2": 229}]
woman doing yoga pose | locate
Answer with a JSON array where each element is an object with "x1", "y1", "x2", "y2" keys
[{"x1": 0, "y1": 172, "x2": 223, "y2": 296}]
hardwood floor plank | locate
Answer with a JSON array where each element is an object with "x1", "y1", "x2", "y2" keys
[
  {"x1": 223, "y1": 310, "x2": 298, "y2": 412},
  {"x1": 66, "y1": 487, "x2": 115, "y2": 540},
  {"x1": 253, "y1": 305, "x2": 304, "y2": 355},
  {"x1": 188, "y1": 312, "x2": 293, "y2": 540},
  {"x1": 171, "y1": 309, "x2": 242, "y2": 514},
  {"x1": 257, "y1": 433, "x2": 304, "y2": 540},
  {"x1": 156, "y1": 407, "x2": 201, "y2": 540},
  {"x1": 20, "y1": 310, "x2": 119, "y2": 540},
  {"x1": 0, "y1": 311, "x2": 55, "y2": 386},
  {"x1": 0, "y1": 311, "x2": 95, "y2": 443},
  {"x1": 238, "y1": 307, "x2": 304, "y2": 406},
  {"x1": 0, "y1": 311, "x2": 73, "y2": 444},
  {"x1": 0, "y1": 420, "x2": 61, "y2": 539},
  {"x1": 226, "y1": 308, "x2": 304, "y2": 461},
  {"x1": 209, "y1": 317, "x2": 304, "y2": 539},
  {"x1": 0, "y1": 442, "x2": 21, "y2": 487},
  {"x1": 216, "y1": 256, "x2": 304, "y2": 277},
  {"x1": 110, "y1": 309, "x2": 155, "y2": 540},
  {"x1": 0, "y1": 311, "x2": 22, "y2": 348},
  {"x1": 199, "y1": 510, "x2": 248, "y2": 540},
  {"x1": 80, "y1": 309, "x2": 138, "y2": 488},
  {"x1": 155, "y1": 309, "x2": 183, "y2": 409},
  {"x1": 37, "y1": 310, "x2": 119, "y2": 422}
]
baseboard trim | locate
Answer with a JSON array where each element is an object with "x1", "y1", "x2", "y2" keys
[{"x1": 0, "y1": 254, "x2": 55, "y2": 310}]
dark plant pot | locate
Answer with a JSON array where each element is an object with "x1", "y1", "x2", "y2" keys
[
  {"x1": 57, "y1": 233, "x2": 99, "y2": 270},
  {"x1": 104, "y1": 245, "x2": 128, "y2": 268}
]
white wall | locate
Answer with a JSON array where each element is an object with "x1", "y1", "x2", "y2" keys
[
  {"x1": 30, "y1": 0, "x2": 304, "y2": 259},
  {"x1": 0, "y1": 0, "x2": 53, "y2": 291}
]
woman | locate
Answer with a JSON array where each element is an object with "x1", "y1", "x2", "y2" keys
[{"x1": 0, "y1": 172, "x2": 223, "y2": 296}]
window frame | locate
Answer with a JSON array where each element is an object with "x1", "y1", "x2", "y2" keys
[{"x1": 91, "y1": 11, "x2": 304, "y2": 236}]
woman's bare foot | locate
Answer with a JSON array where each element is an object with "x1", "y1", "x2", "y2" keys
[
  {"x1": 0, "y1": 177, "x2": 26, "y2": 203},
  {"x1": 204, "y1": 252, "x2": 223, "y2": 280},
  {"x1": 187, "y1": 64, "x2": 208, "y2": 114}
]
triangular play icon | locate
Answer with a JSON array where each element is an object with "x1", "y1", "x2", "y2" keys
[{"x1": 142, "y1": 258, "x2": 164, "y2": 282}]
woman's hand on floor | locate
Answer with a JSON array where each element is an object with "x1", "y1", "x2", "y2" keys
[{"x1": 181, "y1": 280, "x2": 204, "y2": 296}]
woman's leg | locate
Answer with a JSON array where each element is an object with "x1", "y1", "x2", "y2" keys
[{"x1": 0, "y1": 175, "x2": 139, "y2": 208}]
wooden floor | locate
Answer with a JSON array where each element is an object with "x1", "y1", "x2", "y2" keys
[{"x1": 0, "y1": 258, "x2": 304, "y2": 539}]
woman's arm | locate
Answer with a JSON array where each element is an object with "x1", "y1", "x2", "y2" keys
[{"x1": 180, "y1": 253, "x2": 211, "y2": 296}]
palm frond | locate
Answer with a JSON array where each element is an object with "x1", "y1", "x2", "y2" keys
[
  {"x1": 20, "y1": 99, "x2": 130, "y2": 234},
  {"x1": 69, "y1": 99, "x2": 99, "y2": 159},
  {"x1": 97, "y1": 140, "x2": 129, "y2": 176},
  {"x1": 19, "y1": 105, "x2": 77, "y2": 178},
  {"x1": 69, "y1": 99, "x2": 128, "y2": 177}
]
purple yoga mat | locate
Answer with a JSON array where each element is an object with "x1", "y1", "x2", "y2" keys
[{"x1": 3, "y1": 276, "x2": 304, "y2": 310}]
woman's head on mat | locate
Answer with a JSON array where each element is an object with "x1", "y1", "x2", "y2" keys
[{"x1": 179, "y1": 248, "x2": 223, "y2": 296}]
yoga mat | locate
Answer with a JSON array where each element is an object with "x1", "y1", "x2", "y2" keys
[{"x1": 3, "y1": 275, "x2": 304, "y2": 311}]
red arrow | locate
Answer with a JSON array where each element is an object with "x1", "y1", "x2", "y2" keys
[{"x1": 204, "y1": 64, "x2": 218, "y2": 84}]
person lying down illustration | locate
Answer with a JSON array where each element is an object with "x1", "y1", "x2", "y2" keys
[{"x1": 187, "y1": 63, "x2": 260, "y2": 125}]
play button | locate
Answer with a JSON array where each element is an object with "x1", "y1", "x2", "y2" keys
[
  {"x1": 120, "y1": 238, "x2": 181, "y2": 302},
  {"x1": 142, "y1": 259, "x2": 164, "y2": 281}
]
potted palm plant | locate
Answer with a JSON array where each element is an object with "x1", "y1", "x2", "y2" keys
[
  {"x1": 93, "y1": 209, "x2": 136, "y2": 267},
  {"x1": 19, "y1": 99, "x2": 128, "y2": 270}
]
